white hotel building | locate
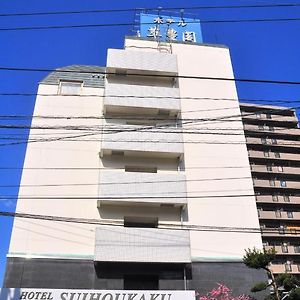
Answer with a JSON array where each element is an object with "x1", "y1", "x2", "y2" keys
[{"x1": 4, "y1": 37, "x2": 265, "y2": 295}]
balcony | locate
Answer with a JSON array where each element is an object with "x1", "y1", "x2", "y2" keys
[
  {"x1": 243, "y1": 124, "x2": 300, "y2": 136},
  {"x1": 98, "y1": 171, "x2": 187, "y2": 206},
  {"x1": 265, "y1": 245, "x2": 300, "y2": 255},
  {"x1": 104, "y1": 83, "x2": 180, "y2": 115},
  {"x1": 259, "y1": 210, "x2": 300, "y2": 220},
  {"x1": 242, "y1": 113, "x2": 297, "y2": 123},
  {"x1": 261, "y1": 228, "x2": 300, "y2": 237},
  {"x1": 246, "y1": 137, "x2": 300, "y2": 148},
  {"x1": 94, "y1": 226, "x2": 191, "y2": 263},
  {"x1": 271, "y1": 263, "x2": 300, "y2": 274},
  {"x1": 256, "y1": 195, "x2": 300, "y2": 205},
  {"x1": 253, "y1": 179, "x2": 300, "y2": 189},
  {"x1": 251, "y1": 165, "x2": 300, "y2": 175},
  {"x1": 101, "y1": 125, "x2": 184, "y2": 158},
  {"x1": 248, "y1": 150, "x2": 300, "y2": 162},
  {"x1": 106, "y1": 49, "x2": 178, "y2": 76}
]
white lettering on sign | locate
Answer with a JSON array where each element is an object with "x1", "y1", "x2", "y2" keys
[
  {"x1": 183, "y1": 31, "x2": 196, "y2": 42},
  {"x1": 0, "y1": 289, "x2": 195, "y2": 300},
  {"x1": 147, "y1": 27, "x2": 162, "y2": 38}
]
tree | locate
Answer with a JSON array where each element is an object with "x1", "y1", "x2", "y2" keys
[
  {"x1": 243, "y1": 247, "x2": 279, "y2": 300},
  {"x1": 197, "y1": 283, "x2": 253, "y2": 300},
  {"x1": 243, "y1": 248, "x2": 300, "y2": 300}
]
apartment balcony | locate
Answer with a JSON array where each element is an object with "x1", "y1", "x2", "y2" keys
[
  {"x1": 250, "y1": 165, "x2": 300, "y2": 175},
  {"x1": 101, "y1": 125, "x2": 184, "y2": 158},
  {"x1": 98, "y1": 171, "x2": 187, "y2": 206},
  {"x1": 106, "y1": 49, "x2": 178, "y2": 76},
  {"x1": 258, "y1": 210, "x2": 300, "y2": 221},
  {"x1": 246, "y1": 137, "x2": 300, "y2": 148},
  {"x1": 256, "y1": 195, "x2": 300, "y2": 205},
  {"x1": 243, "y1": 124, "x2": 300, "y2": 136},
  {"x1": 94, "y1": 226, "x2": 191, "y2": 263},
  {"x1": 261, "y1": 228, "x2": 300, "y2": 237},
  {"x1": 104, "y1": 82, "x2": 180, "y2": 115},
  {"x1": 271, "y1": 263, "x2": 300, "y2": 274},
  {"x1": 265, "y1": 245, "x2": 300, "y2": 255},
  {"x1": 248, "y1": 150, "x2": 300, "y2": 162},
  {"x1": 253, "y1": 179, "x2": 300, "y2": 189},
  {"x1": 242, "y1": 114, "x2": 297, "y2": 123}
]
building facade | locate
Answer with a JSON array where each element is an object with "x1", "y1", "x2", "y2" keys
[
  {"x1": 241, "y1": 104, "x2": 300, "y2": 275},
  {"x1": 4, "y1": 37, "x2": 265, "y2": 296}
]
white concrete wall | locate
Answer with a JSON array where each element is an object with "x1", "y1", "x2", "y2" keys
[
  {"x1": 8, "y1": 83, "x2": 104, "y2": 259},
  {"x1": 9, "y1": 38, "x2": 262, "y2": 262},
  {"x1": 125, "y1": 38, "x2": 262, "y2": 261}
]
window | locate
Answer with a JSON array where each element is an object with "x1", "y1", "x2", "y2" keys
[
  {"x1": 280, "y1": 180, "x2": 287, "y2": 187},
  {"x1": 266, "y1": 113, "x2": 272, "y2": 119},
  {"x1": 269, "y1": 179, "x2": 275, "y2": 186},
  {"x1": 294, "y1": 246, "x2": 300, "y2": 253},
  {"x1": 272, "y1": 195, "x2": 279, "y2": 202},
  {"x1": 284, "y1": 195, "x2": 290, "y2": 202},
  {"x1": 287, "y1": 211, "x2": 293, "y2": 219},
  {"x1": 264, "y1": 151, "x2": 270, "y2": 157},
  {"x1": 275, "y1": 210, "x2": 282, "y2": 218},
  {"x1": 269, "y1": 126, "x2": 275, "y2": 132},
  {"x1": 285, "y1": 262, "x2": 292, "y2": 272},
  {"x1": 282, "y1": 243, "x2": 288, "y2": 253},
  {"x1": 277, "y1": 166, "x2": 284, "y2": 172},
  {"x1": 59, "y1": 81, "x2": 82, "y2": 95},
  {"x1": 279, "y1": 226, "x2": 285, "y2": 234},
  {"x1": 274, "y1": 152, "x2": 281, "y2": 158},
  {"x1": 271, "y1": 138, "x2": 277, "y2": 144},
  {"x1": 266, "y1": 165, "x2": 273, "y2": 171},
  {"x1": 261, "y1": 137, "x2": 267, "y2": 144}
]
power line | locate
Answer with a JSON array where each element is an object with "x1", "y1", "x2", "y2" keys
[
  {"x1": 0, "y1": 193, "x2": 296, "y2": 200},
  {"x1": 1, "y1": 93, "x2": 299, "y2": 106},
  {"x1": 0, "y1": 176, "x2": 253, "y2": 188},
  {"x1": 0, "y1": 165, "x2": 253, "y2": 170},
  {"x1": 0, "y1": 211, "x2": 298, "y2": 235},
  {"x1": 1, "y1": 18, "x2": 300, "y2": 32},
  {"x1": 1, "y1": 3, "x2": 300, "y2": 17},
  {"x1": 1, "y1": 67, "x2": 300, "y2": 86}
]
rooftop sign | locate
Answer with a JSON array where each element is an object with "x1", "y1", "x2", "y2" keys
[{"x1": 139, "y1": 13, "x2": 202, "y2": 43}]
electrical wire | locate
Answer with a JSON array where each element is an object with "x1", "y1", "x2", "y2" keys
[
  {"x1": 1, "y1": 67, "x2": 300, "y2": 86},
  {"x1": 0, "y1": 211, "x2": 298, "y2": 235},
  {"x1": 1, "y1": 18, "x2": 300, "y2": 32},
  {"x1": 1, "y1": 3, "x2": 300, "y2": 18}
]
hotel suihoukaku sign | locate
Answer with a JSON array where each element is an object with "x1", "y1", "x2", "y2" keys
[{"x1": 0, "y1": 290, "x2": 195, "y2": 300}]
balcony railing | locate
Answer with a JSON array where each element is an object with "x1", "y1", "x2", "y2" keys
[
  {"x1": 106, "y1": 49, "x2": 178, "y2": 75},
  {"x1": 94, "y1": 226, "x2": 191, "y2": 263},
  {"x1": 104, "y1": 83, "x2": 180, "y2": 114},
  {"x1": 259, "y1": 210, "x2": 300, "y2": 220},
  {"x1": 98, "y1": 171, "x2": 187, "y2": 206},
  {"x1": 101, "y1": 125, "x2": 184, "y2": 158},
  {"x1": 265, "y1": 245, "x2": 300, "y2": 255}
]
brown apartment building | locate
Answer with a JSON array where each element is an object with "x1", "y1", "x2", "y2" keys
[{"x1": 240, "y1": 103, "x2": 300, "y2": 275}]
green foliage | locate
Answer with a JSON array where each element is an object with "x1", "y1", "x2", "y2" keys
[
  {"x1": 289, "y1": 288, "x2": 300, "y2": 300},
  {"x1": 275, "y1": 273, "x2": 300, "y2": 292},
  {"x1": 264, "y1": 295, "x2": 276, "y2": 300},
  {"x1": 243, "y1": 248, "x2": 276, "y2": 269},
  {"x1": 251, "y1": 282, "x2": 268, "y2": 293}
]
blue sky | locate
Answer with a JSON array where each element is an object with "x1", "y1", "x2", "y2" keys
[{"x1": 1, "y1": 0, "x2": 300, "y2": 285}]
